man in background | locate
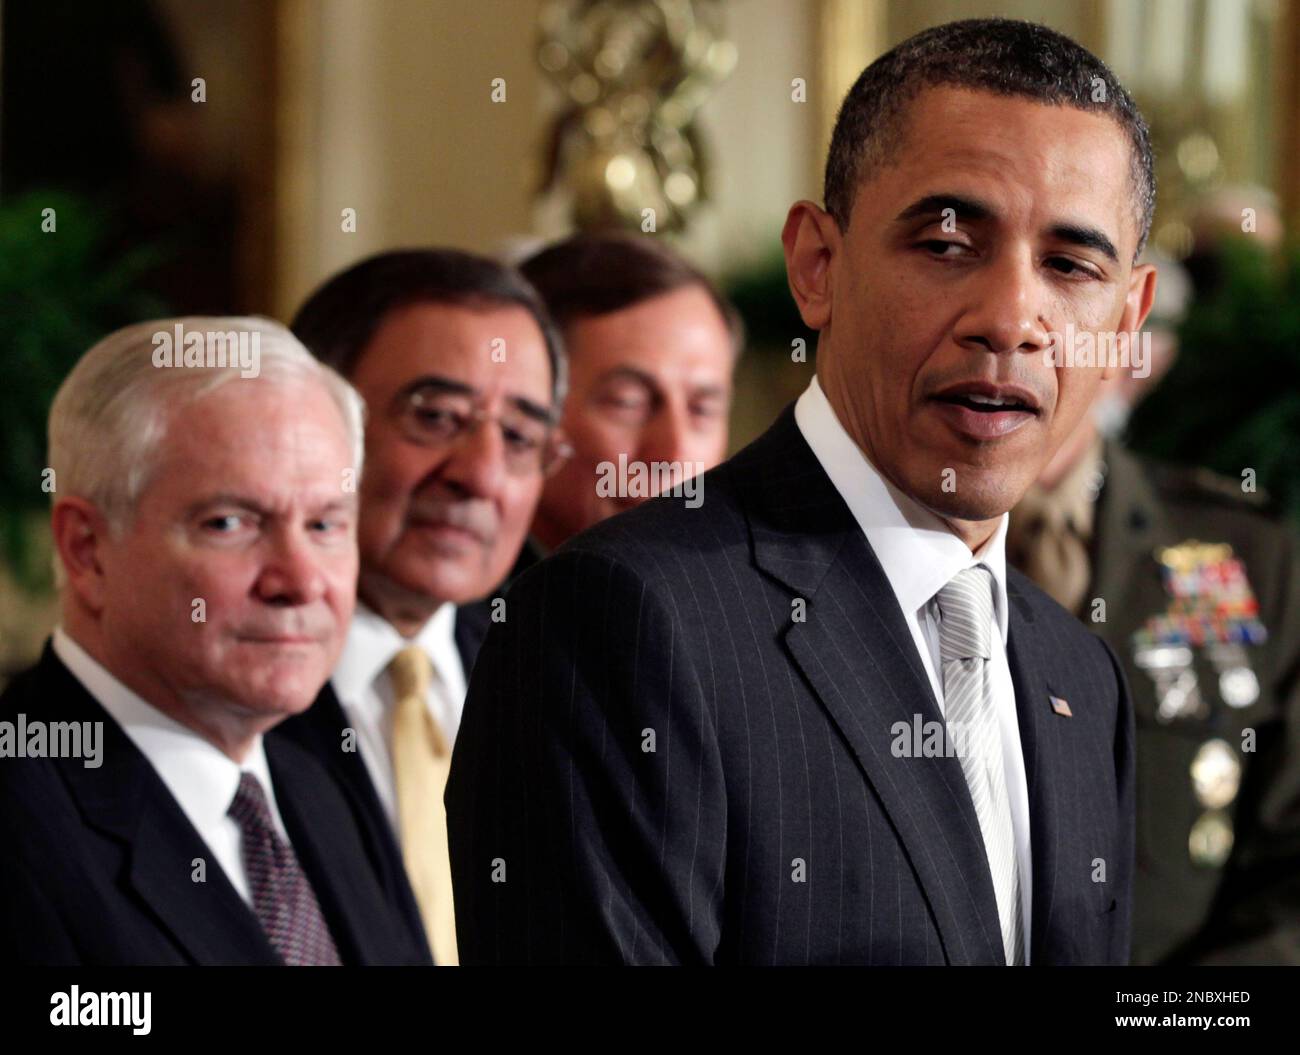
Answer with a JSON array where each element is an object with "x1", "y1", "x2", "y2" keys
[
  {"x1": 281, "y1": 250, "x2": 568, "y2": 964},
  {"x1": 1, "y1": 317, "x2": 427, "y2": 965},
  {"x1": 1009, "y1": 251, "x2": 1300, "y2": 965},
  {"x1": 513, "y1": 232, "x2": 740, "y2": 567}
]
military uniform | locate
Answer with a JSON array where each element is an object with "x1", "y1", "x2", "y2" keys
[{"x1": 1011, "y1": 439, "x2": 1300, "y2": 964}]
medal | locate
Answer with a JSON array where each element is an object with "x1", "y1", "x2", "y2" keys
[
  {"x1": 1188, "y1": 809, "x2": 1234, "y2": 868},
  {"x1": 1149, "y1": 541, "x2": 1268, "y2": 649},
  {"x1": 1134, "y1": 541, "x2": 1265, "y2": 719},
  {"x1": 1134, "y1": 644, "x2": 1204, "y2": 722},
  {"x1": 1207, "y1": 642, "x2": 1260, "y2": 708},
  {"x1": 1190, "y1": 738, "x2": 1241, "y2": 810}
]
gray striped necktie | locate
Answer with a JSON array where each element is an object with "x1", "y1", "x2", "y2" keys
[{"x1": 935, "y1": 565, "x2": 1024, "y2": 966}]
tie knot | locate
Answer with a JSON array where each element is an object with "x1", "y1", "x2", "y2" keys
[
  {"x1": 388, "y1": 645, "x2": 434, "y2": 703},
  {"x1": 228, "y1": 771, "x2": 274, "y2": 833},
  {"x1": 936, "y1": 565, "x2": 994, "y2": 662}
]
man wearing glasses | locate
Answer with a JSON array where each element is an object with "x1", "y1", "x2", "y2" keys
[{"x1": 280, "y1": 249, "x2": 568, "y2": 965}]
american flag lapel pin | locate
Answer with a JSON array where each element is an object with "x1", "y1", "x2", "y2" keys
[{"x1": 1049, "y1": 695, "x2": 1073, "y2": 717}]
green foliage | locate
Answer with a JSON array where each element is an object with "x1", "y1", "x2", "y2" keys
[
  {"x1": 1127, "y1": 242, "x2": 1300, "y2": 526},
  {"x1": 723, "y1": 247, "x2": 815, "y2": 354},
  {"x1": 0, "y1": 191, "x2": 167, "y2": 588}
]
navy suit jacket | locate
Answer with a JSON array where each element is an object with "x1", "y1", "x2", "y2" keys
[
  {"x1": 0, "y1": 645, "x2": 431, "y2": 965},
  {"x1": 446, "y1": 406, "x2": 1136, "y2": 965},
  {"x1": 277, "y1": 601, "x2": 491, "y2": 961}
]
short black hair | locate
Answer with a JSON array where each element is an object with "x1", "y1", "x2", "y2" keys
[
  {"x1": 824, "y1": 18, "x2": 1155, "y2": 259},
  {"x1": 519, "y1": 232, "x2": 744, "y2": 357},
  {"x1": 290, "y1": 248, "x2": 566, "y2": 403}
]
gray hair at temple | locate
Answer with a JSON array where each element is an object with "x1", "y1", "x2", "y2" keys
[{"x1": 47, "y1": 317, "x2": 365, "y2": 540}]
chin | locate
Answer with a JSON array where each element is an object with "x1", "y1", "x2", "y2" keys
[
  {"x1": 913, "y1": 473, "x2": 1023, "y2": 524},
  {"x1": 241, "y1": 659, "x2": 333, "y2": 712},
  {"x1": 419, "y1": 565, "x2": 497, "y2": 605},
  {"x1": 391, "y1": 554, "x2": 469, "y2": 596},
  {"x1": 242, "y1": 680, "x2": 322, "y2": 718}
]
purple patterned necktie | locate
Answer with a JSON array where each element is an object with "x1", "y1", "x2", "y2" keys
[{"x1": 227, "y1": 771, "x2": 341, "y2": 966}]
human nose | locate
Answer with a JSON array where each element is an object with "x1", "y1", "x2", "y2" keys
[{"x1": 952, "y1": 249, "x2": 1052, "y2": 357}]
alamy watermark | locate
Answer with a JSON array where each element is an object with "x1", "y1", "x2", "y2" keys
[
  {"x1": 595, "y1": 454, "x2": 704, "y2": 508},
  {"x1": 152, "y1": 323, "x2": 260, "y2": 378},
  {"x1": 50, "y1": 987, "x2": 150, "y2": 1035},
  {"x1": 891, "y1": 714, "x2": 978, "y2": 759},
  {"x1": 1042, "y1": 323, "x2": 1150, "y2": 379},
  {"x1": 0, "y1": 714, "x2": 103, "y2": 768}
]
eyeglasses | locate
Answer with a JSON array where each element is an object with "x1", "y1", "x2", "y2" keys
[{"x1": 394, "y1": 387, "x2": 573, "y2": 476}]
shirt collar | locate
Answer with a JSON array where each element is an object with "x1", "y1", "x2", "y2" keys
[
  {"x1": 793, "y1": 376, "x2": 1010, "y2": 642},
  {"x1": 331, "y1": 599, "x2": 457, "y2": 705},
  {"x1": 50, "y1": 627, "x2": 278, "y2": 834}
]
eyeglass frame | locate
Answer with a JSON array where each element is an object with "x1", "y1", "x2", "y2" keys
[{"x1": 388, "y1": 377, "x2": 573, "y2": 476}]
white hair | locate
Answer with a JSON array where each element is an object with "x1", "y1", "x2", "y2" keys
[{"x1": 48, "y1": 316, "x2": 366, "y2": 536}]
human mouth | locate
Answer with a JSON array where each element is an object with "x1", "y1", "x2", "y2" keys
[
  {"x1": 237, "y1": 634, "x2": 324, "y2": 647},
  {"x1": 928, "y1": 382, "x2": 1041, "y2": 441},
  {"x1": 410, "y1": 517, "x2": 485, "y2": 547}
]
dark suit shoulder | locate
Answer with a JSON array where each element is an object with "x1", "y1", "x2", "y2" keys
[
  {"x1": 1143, "y1": 454, "x2": 1280, "y2": 523},
  {"x1": 1, "y1": 653, "x2": 47, "y2": 712},
  {"x1": 542, "y1": 459, "x2": 751, "y2": 576},
  {"x1": 556, "y1": 506, "x2": 744, "y2": 582},
  {"x1": 1131, "y1": 452, "x2": 1300, "y2": 622},
  {"x1": 0, "y1": 718, "x2": 66, "y2": 832},
  {"x1": 0, "y1": 658, "x2": 98, "y2": 812}
]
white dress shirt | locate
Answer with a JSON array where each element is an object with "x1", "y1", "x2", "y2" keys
[
  {"x1": 329, "y1": 601, "x2": 467, "y2": 838},
  {"x1": 51, "y1": 628, "x2": 289, "y2": 906},
  {"x1": 794, "y1": 376, "x2": 1033, "y2": 963}
]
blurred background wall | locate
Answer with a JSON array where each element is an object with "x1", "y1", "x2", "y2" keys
[
  {"x1": 2, "y1": 0, "x2": 1297, "y2": 671},
  {"x1": 270, "y1": 0, "x2": 820, "y2": 312}
]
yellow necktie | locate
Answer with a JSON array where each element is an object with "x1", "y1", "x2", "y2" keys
[{"x1": 388, "y1": 645, "x2": 458, "y2": 965}]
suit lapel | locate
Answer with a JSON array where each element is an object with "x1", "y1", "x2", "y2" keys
[
  {"x1": 41, "y1": 650, "x2": 277, "y2": 964},
  {"x1": 266, "y1": 735, "x2": 415, "y2": 965},
  {"x1": 453, "y1": 600, "x2": 492, "y2": 678},
  {"x1": 739, "y1": 408, "x2": 1005, "y2": 965},
  {"x1": 307, "y1": 682, "x2": 379, "y2": 804},
  {"x1": 285, "y1": 682, "x2": 432, "y2": 962},
  {"x1": 125, "y1": 791, "x2": 279, "y2": 964},
  {"x1": 1004, "y1": 574, "x2": 1064, "y2": 965}
]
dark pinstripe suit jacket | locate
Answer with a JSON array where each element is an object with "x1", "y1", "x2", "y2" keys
[{"x1": 447, "y1": 405, "x2": 1135, "y2": 965}]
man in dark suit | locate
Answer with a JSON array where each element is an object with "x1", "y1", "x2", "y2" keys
[
  {"x1": 447, "y1": 18, "x2": 1156, "y2": 965},
  {"x1": 278, "y1": 251, "x2": 569, "y2": 964},
  {"x1": 0, "y1": 317, "x2": 427, "y2": 965}
]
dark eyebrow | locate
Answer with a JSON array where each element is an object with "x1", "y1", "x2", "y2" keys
[
  {"x1": 398, "y1": 375, "x2": 478, "y2": 400},
  {"x1": 507, "y1": 395, "x2": 554, "y2": 424},
  {"x1": 896, "y1": 194, "x2": 1121, "y2": 266},
  {"x1": 1048, "y1": 222, "x2": 1120, "y2": 265},
  {"x1": 894, "y1": 193, "x2": 995, "y2": 225}
]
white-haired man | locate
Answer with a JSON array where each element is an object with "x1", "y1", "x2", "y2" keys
[{"x1": 0, "y1": 317, "x2": 431, "y2": 965}]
